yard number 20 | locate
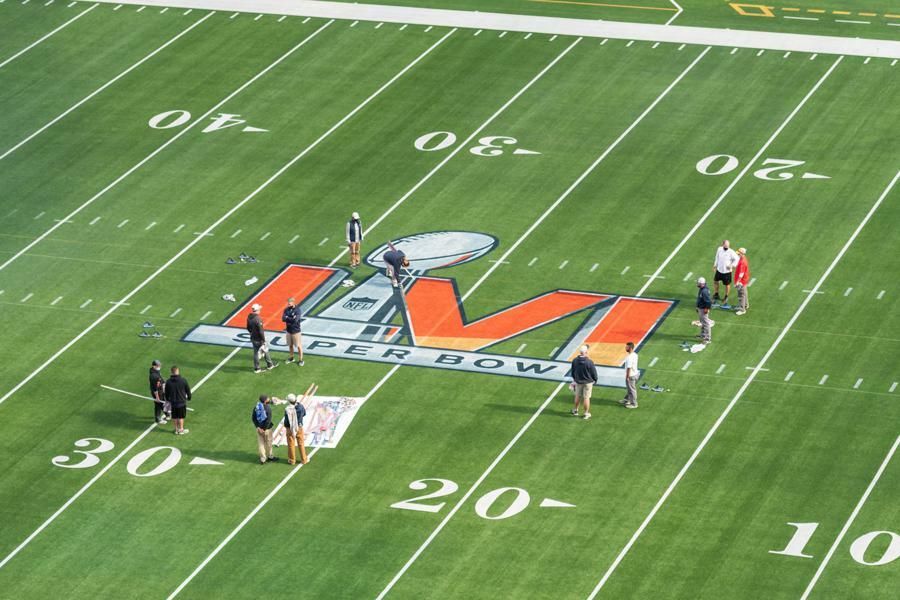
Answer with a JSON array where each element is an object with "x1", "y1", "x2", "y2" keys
[{"x1": 696, "y1": 155, "x2": 806, "y2": 180}]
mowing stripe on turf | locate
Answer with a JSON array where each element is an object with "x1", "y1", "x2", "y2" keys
[
  {"x1": 374, "y1": 47, "x2": 711, "y2": 599},
  {"x1": 800, "y1": 434, "x2": 900, "y2": 599},
  {"x1": 586, "y1": 169, "x2": 899, "y2": 598},
  {"x1": 0, "y1": 11, "x2": 215, "y2": 161},
  {"x1": 635, "y1": 55, "x2": 844, "y2": 297},
  {"x1": 0, "y1": 26, "x2": 453, "y2": 408},
  {"x1": 0, "y1": 348, "x2": 234, "y2": 570},
  {"x1": 164, "y1": 364, "x2": 398, "y2": 599},
  {"x1": 0, "y1": 3, "x2": 98, "y2": 69},
  {"x1": 463, "y1": 45, "x2": 710, "y2": 303},
  {"x1": 0, "y1": 17, "x2": 333, "y2": 273}
]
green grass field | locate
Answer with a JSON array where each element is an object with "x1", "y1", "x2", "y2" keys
[{"x1": 0, "y1": 1, "x2": 898, "y2": 599}]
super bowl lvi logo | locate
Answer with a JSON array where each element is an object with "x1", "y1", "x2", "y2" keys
[{"x1": 183, "y1": 232, "x2": 675, "y2": 387}]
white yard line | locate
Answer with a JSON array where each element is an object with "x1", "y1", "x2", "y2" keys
[
  {"x1": 376, "y1": 48, "x2": 711, "y2": 600},
  {"x1": 88, "y1": 0, "x2": 900, "y2": 59},
  {"x1": 0, "y1": 19, "x2": 332, "y2": 273},
  {"x1": 0, "y1": 26, "x2": 452, "y2": 409},
  {"x1": 465, "y1": 46, "x2": 709, "y2": 302},
  {"x1": 587, "y1": 170, "x2": 899, "y2": 598},
  {"x1": 0, "y1": 3, "x2": 98, "y2": 69},
  {"x1": 799, "y1": 435, "x2": 900, "y2": 600},
  {"x1": 0, "y1": 350, "x2": 236, "y2": 571},
  {"x1": 665, "y1": 0, "x2": 682, "y2": 26},
  {"x1": 635, "y1": 56, "x2": 843, "y2": 296},
  {"x1": 0, "y1": 11, "x2": 214, "y2": 161}
]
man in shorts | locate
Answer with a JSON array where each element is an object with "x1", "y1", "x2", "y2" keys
[
  {"x1": 281, "y1": 297, "x2": 304, "y2": 366},
  {"x1": 346, "y1": 212, "x2": 363, "y2": 269},
  {"x1": 571, "y1": 345, "x2": 598, "y2": 420},
  {"x1": 712, "y1": 239, "x2": 739, "y2": 307},
  {"x1": 164, "y1": 365, "x2": 192, "y2": 435},
  {"x1": 382, "y1": 247, "x2": 410, "y2": 288}
]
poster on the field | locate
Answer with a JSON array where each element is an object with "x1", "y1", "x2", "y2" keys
[{"x1": 272, "y1": 395, "x2": 366, "y2": 449}]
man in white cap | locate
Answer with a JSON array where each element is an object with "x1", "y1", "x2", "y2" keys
[
  {"x1": 346, "y1": 212, "x2": 363, "y2": 268},
  {"x1": 247, "y1": 303, "x2": 276, "y2": 373},
  {"x1": 696, "y1": 277, "x2": 712, "y2": 344},
  {"x1": 282, "y1": 393, "x2": 309, "y2": 465},
  {"x1": 712, "y1": 239, "x2": 739, "y2": 308},
  {"x1": 570, "y1": 345, "x2": 598, "y2": 420},
  {"x1": 733, "y1": 247, "x2": 750, "y2": 316},
  {"x1": 620, "y1": 342, "x2": 639, "y2": 409}
]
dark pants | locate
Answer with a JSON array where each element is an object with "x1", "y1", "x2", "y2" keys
[
  {"x1": 252, "y1": 341, "x2": 274, "y2": 370},
  {"x1": 154, "y1": 399, "x2": 164, "y2": 422}
]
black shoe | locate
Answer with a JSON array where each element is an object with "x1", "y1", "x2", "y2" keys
[
  {"x1": 287, "y1": 357, "x2": 295, "y2": 363},
  {"x1": 267, "y1": 456, "x2": 279, "y2": 462}
]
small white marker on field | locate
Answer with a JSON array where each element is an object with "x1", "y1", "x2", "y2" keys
[
  {"x1": 626, "y1": 40, "x2": 634, "y2": 47},
  {"x1": 677, "y1": 44, "x2": 685, "y2": 51},
  {"x1": 254, "y1": 14, "x2": 262, "y2": 21},
  {"x1": 174, "y1": 224, "x2": 185, "y2": 233},
  {"x1": 590, "y1": 263, "x2": 599, "y2": 273},
  {"x1": 889, "y1": 382, "x2": 898, "y2": 393},
  {"x1": 779, "y1": 280, "x2": 788, "y2": 290},
  {"x1": 350, "y1": 20, "x2": 358, "y2": 27},
  {"x1": 892, "y1": 59, "x2": 898, "y2": 67},
  {"x1": 683, "y1": 271, "x2": 693, "y2": 282},
  {"x1": 864, "y1": 57, "x2": 871, "y2": 64},
  {"x1": 876, "y1": 290, "x2": 885, "y2": 299},
  {"x1": 278, "y1": 15, "x2": 285, "y2": 22},
  {"x1": 716, "y1": 363, "x2": 726, "y2": 374},
  {"x1": 21, "y1": 293, "x2": 33, "y2": 303},
  {"x1": 621, "y1": 266, "x2": 630, "y2": 275},
  {"x1": 229, "y1": 12, "x2": 237, "y2": 19},
  {"x1": 230, "y1": 229, "x2": 242, "y2": 239},
  {"x1": 749, "y1": 277, "x2": 756, "y2": 286},
  {"x1": 184, "y1": 9, "x2": 192, "y2": 15},
  {"x1": 302, "y1": 17, "x2": 310, "y2": 23},
  {"x1": 474, "y1": 29, "x2": 482, "y2": 36},
  {"x1": 802, "y1": 289, "x2": 824, "y2": 295},
  {"x1": 145, "y1": 221, "x2": 157, "y2": 231},
  {"x1": 424, "y1": 25, "x2": 432, "y2": 32},
  {"x1": 170, "y1": 307, "x2": 182, "y2": 318},
  {"x1": 853, "y1": 378, "x2": 863, "y2": 389},
  {"x1": 45, "y1": 0, "x2": 54, "y2": 5},
  {"x1": 399, "y1": 24, "x2": 407, "y2": 30},
  {"x1": 136, "y1": 6, "x2": 144, "y2": 12},
  {"x1": 785, "y1": 371, "x2": 794, "y2": 382},
  {"x1": 160, "y1": 7, "x2": 167, "y2": 13},
  {"x1": 550, "y1": 35, "x2": 557, "y2": 41},
  {"x1": 499, "y1": 31, "x2": 507, "y2": 38},
  {"x1": 140, "y1": 304, "x2": 152, "y2": 314},
  {"x1": 648, "y1": 357, "x2": 659, "y2": 368},
  {"x1": 559, "y1": 260, "x2": 568, "y2": 270},
  {"x1": 80, "y1": 299, "x2": 92, "y2": 309},
  {"x1": 318, "y1": 237, "x2": 329, "y2": 246},
  {"x1": 375, "y1": 22, "x2": 383, "y2": 29},
  {"x1": 843, "y1": 287, "x2": 853, "y2": 297},
  {"x1": 783, "y1": 51, "x2": 791, "y2": 58},
  {"x1": 67, "y1": 1, "x2": 75, "y2": 6},
  {"x1": 289, "y1": 235, "x2": 299, "y2": 244},
  {"x1": 524, "y1": 33, "x2": 532, "y2": 39},
  {"x1": 730, "y1": 48, "x2": 738, "y2": 55},
  {"x1": 51, "y1": 296, "x2": 63, "y2": 306},
  {"x1": 652, "y1": 42, "x2": 659, "y2": 49},
  {"x1": 528, "y1": 257, "x2": 538, "y2": 267},
  {"x1": 756, "y1": 49, "x2": 764, "y2": 56},
  {"x1": 516, "y1": 343, "x2": 527, "y2": 354},
  {"x1": 601, "y1": 38, "x2": 608, "y2": 45},
  {"x1": 681, "y1": 360, "x2": 692, "y2": 371},
  {"x1": 746, "y1": 366, "x2": 769, "y2": 372},
  {"x1": 89, "y1": 217, "x2": 101, "y2": 225},
  {"x1": 34, "y1": 211, "x2": 46, "y2": 220},
  {"x1": 113, "y1": 3, "x2": 121, "y2": 9},
  {"x1": 818, "y1": 374, "x2": 829, "y2": 385},
  {"x1": 117, "y1": 219, "x2": 129, "y2": 228},
  {"x1": 200, "y1": 310, "x2": 212, "y2": 321},
  {"x1": 810, "y1": 53, "x2": 818, "y2": 60},
  {"x1": 260, "y1": 231, "x2": 271, "y2": 241},
  {"x1": 549, "y1": 347, "x2": 559, "y2": 356}
]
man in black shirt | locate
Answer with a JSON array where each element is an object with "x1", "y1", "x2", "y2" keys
[
  {"x1": 571, "y1": 345, "x2": 598, "y2": 420},
  {"x1": 382, "y1": 248, "x2": 410, "y2": 288},
  {"x1": 164, "y1": 365, "x2": 192, "y2": 435},
  {"x1": 247, "y1": 303, "x2": 276, "y2": 373},
  {"x1": 149, "y1": 359, "x2": 167, "y2": 425}
]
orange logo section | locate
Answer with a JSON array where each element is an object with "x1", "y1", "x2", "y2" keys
[
  {"x1": 405, "y1": 277, "x2": 609, "y2": 351},
  {"x1": 225, "y1": 265, "x2": 337, "y2": 329},
  {"x1": 576, "y1": 298, "x2": 672, "y2": 365}
]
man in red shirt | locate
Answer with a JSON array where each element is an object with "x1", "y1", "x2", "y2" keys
[{"x1": 734, "y1": 247, "x2": 750, "y2": 316}]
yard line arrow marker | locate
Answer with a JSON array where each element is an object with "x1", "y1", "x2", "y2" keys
[
  {"x1": 242, "y1": 126, "x2": 268, "y2": 133},
  {"x1": 540, "y1": 498, "x2": 575, "y2": 508},
  {"x1": 801, "y1": 172, "x2": 830, "y2": 179},
  {"x1": 513, "y1": 148, "x2": 541, "y2": 155},
  {"x1": 189, "y1": 457, "x2": 224, "y2": 466}
]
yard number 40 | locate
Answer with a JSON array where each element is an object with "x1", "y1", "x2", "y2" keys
[{"x1": 771, "y1": 522, "x2": 900, "y2": 566}]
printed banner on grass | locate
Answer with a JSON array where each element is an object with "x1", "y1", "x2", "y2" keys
[
  {"x1": 272, "y1": 395, "x2": 365, "y2": 449},
  {"x1": 183, "y1": 231, "x2": 675, "y2": 387}
]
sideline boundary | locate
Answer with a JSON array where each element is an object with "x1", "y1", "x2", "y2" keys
[{"x1": 91, "y1": 0, "x2": 900, "y2": 59}]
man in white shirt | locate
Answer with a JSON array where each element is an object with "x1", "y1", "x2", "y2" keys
[
  {"x1": 620, "y1": 342, "x2": 639, "y2": 409},
  {"x1": 712, "y1": 239, "x2": 739, "y2": 307}
]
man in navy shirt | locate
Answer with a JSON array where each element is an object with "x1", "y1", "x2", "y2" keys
[
  {"x1": 383, "y1": 248, "x2": 410, "y2": 288},
  {"x1": 696, "y1": 277, "x2": 712, "y2": 344},
  {"x1": 281, "y1": 297, "x2": 304, "y2": 366},
  {"x1": 570, "y1": 345, "x2": 599, "y2": 420},
  {"x1": 346, "y1": 212, "x2": 363, "y2": 268}
]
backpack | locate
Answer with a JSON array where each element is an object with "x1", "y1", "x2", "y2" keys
[{"x1": 252, "y1": 402, "x2": 267, "y2": 425}]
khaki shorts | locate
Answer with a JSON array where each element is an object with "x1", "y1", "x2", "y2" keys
[
  {"x1": 574, "y1": 382, "x2": 593, "y2": 401},
  {"x1": 286, "y1": 332, "x2": 302, "y2": 347}
]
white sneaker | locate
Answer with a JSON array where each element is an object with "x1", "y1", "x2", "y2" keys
[
  {"x1": 181, "y1": 429, "x2": 189, "y2": 435},
  {"x1": 735, "y1": 310, "x2": 746, "y2": 316},
  {"x1": 691, "y1": 320, "x2": 701, "y2": 327},
  {"x1": 582, "y1": 413, "x2": 591, "y2": 420},
  {"x1": 571, "y1": 409, "x2": 578, "y2": 416}
]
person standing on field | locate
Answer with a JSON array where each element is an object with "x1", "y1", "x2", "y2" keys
[
  {"x1": 712, "y1": 239, "x2": 739, "y2": 307},
  {"x1": 620, "y1": 342, "x2": 639, "y2": 409},
  {"x1": 165, "y1": 365, "x2": 192, "y2": 435},
  {"x1": 696, "y1": 277, "x2": 712, "y2": 344},
  {"x1": 346, "y1": 212, "x2": 363, "y2": 268},
  {"x1": 734, "y1": 247, "x2": 750, "y2": 316},
  {"x1": 149, "y1": 359, "x2": 167, "y2": 425},
  {"x1": 571, "y1": 345, "x2": 598, "y2": 420},
  {"x1": 282, "y1": 394, "x2": 309, "y2": 465},
  {"x1": 281, "y1": 298, "x2": 304, "y2": 366},
  {"x1": 252, "y1": 394, "x2": 277, "y2": 465},
  {"x1": 247, "y1": 303, "x2": 276, "y2": 373}
]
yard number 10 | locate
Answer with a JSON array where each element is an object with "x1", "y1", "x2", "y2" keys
[{"x1": 771, "y1": 522, "x2": 900, "y2": 566}]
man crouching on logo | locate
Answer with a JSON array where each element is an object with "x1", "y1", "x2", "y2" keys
[{"x1": 383, "y1": 247, "x2": 410, "y2": 288}]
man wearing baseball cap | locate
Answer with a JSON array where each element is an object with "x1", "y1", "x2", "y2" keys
[
  {"x1": 346, "y1": 211, "x2": 364, "y2": 269},
  {"x1": 247, "y1": 303, "x2": 276, "y2": 373},
  {"x1": 697, "y1": 277, "x2": 712, "y2": 344},
  {"x1": 149, "y1": 359, "x2": 167, "y2": 424},
  {"x1": 281, "y1": 297, "x2": 304, "y2": 366},
  {"x1": 734, "y1": 248, "x2": 750, "y2": 316}
]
